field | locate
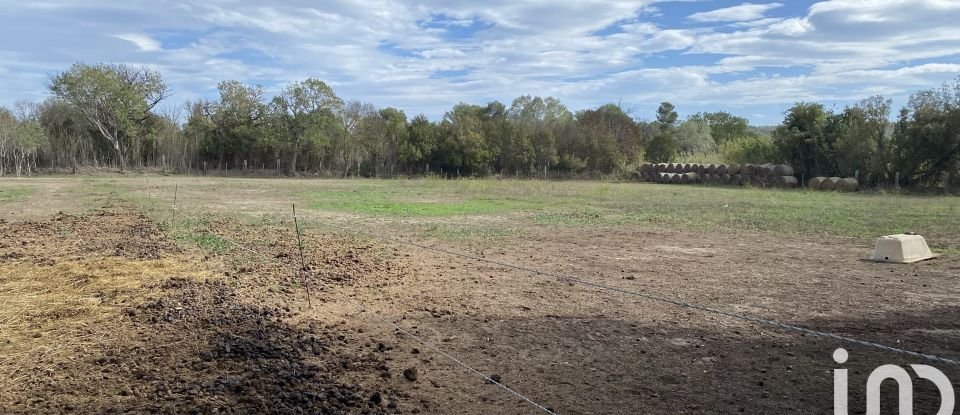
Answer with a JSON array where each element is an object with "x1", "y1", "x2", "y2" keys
[{"x1": 1, "y1": 176, "x2": 959, "y2": 414}]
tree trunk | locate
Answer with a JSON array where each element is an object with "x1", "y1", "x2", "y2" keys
[{"x1": 289, "y1": 149, "x2": 298, "y2": 176}]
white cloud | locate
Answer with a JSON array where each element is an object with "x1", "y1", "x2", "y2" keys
[
  {"x1": 688, "y1": 2, "x2": 783, "y2": 23},
  {"x1": 113, "y1": 33, "x2": 162, "y2": 52},
  {"x1": 1, "y1": 0, "x2": 959, "y2": 123}
]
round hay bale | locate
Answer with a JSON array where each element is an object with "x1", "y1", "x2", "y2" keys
[
  {"x1": 654, "y1": 163, "x2": 665, "y2": 172},
  {"x1": 744, "y1": 164, "x2": 755, "y2": 176},
  {"x1": 640, "y1": 163, "x2": 652, "y2": 173},
  {"x1": 683, "y1": 172, "x2": 700, "y2": 184},
  {"x1": 838, "y1": 177, "x2": 859, "y2": 192},
  {"x1": 773, "y1": 164, "x2": 794, "y2": 176},
  {"x1": 696, "y1": 164, "x2": 706, "y2": 175},
  {"x1": 720, "y1": 174, "x2": 731, "y2": 185},
  {"x1": 758, "y1": 164, "x2": 775, "y2": 177},
  {"x1": 715, "y1": 164, "x2": 728, "y2": 175},
  {"x1": 733, "y1": 174, "x2": 744, "y2": 186},
  {"x1": 820, "y1": 177, "x2": 841, "y2": 191},
  {"x1": 666, "y1": 163, "x2": 676, "y2": 173},
  {"x1": 775, "y1": 176, "x2": 798, "y2": 188},
  {"x1": 631, "y1": 171, "x2": 642, "y2": 181},
  {"x1": 682, "y1": 163, "x2": 692, "y2": 172},
  {"x1": 657, "y1": 172, "x2": 669, "y2": 183},
  {"x1": 727, "y1": 164, "x2": 740, "y2": 175},
  {"x1": 808, "y1": 176, "x2": 826, "y2": 190},
  {"x1": 751, "y1": 175, "x2": 763, "y2": 186},
  {"x1": 670, "y1": 173, "x2": 684, "y2": 184},
  {"x1": 706, "y1": 164, "x2": 717, "y2": 174}
]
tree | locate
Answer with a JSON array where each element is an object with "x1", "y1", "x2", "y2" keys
[
  {"x1": 675, "y1": 118, "x2": 714, "y2": 154},
  {"x1": 892, "y1": 77, "x2": 960, "y2": 185},
  {"x1": 655, "y1": 102, "x2": 678, "y2": 128},
  {"x1": 646, "y1": 102, "x2": 679, "y2": 162},
  {"x1": 0, "y1": 108, "x2": 15, "y2": 176},
  {"x1": 49, "y1": 63, "x2": 167, "y2": 171},
  {"x1": 400, "y1": 114, "x2": 436, "y2": 173},
  {"x1": 718, "y1": 135, "x2": 777, "y2": 164},
  {"x1": 437, "y1": 103, "x2": 490, "y2": 175},
  {"x1": 857, "y1": 96, "x2": 893, "y2": 176},
  {"x1": 38, "y1": 98, "x2": 93, "y2": 174},
  {"x1": 377, "y1": 107, "x2": 408, "y2": 176},
  {"x1": 772, "y1": 102, "x2": 829, "y2": 178},
  {"x1": 690, "y1": 111, "x2": 749, "y2": 145},
  {"x1": 271, "y1": 79, "x2": 343, "y2": 175}
]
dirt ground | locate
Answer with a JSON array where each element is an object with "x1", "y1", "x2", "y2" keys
[{"x1": 2, "y1": 203, "x2": 959, "y2": 413}]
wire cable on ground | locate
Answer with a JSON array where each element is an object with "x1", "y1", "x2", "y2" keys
[
  {"x1": 210, "y1": 228, "x2": 559, "y2": 415},
  {"x1": 138, "y1": 183, "x2": 557, "y2": 414},
  {"x1": 311, "y1": 219, "x2": 960, "y2": 368}
]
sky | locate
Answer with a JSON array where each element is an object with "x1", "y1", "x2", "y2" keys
[{"x1": 1, "y1": 0, "x2": 959, "y2": 125}]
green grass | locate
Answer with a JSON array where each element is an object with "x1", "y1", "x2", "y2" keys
[
  {"x1": 308, "y1": 187, "x2": 536, "y2": 216},
  {"x1": 0, "y1": 187, "x2": 32, "y2": 202},
  {"x1": 174, "y1": 231, "x2": 232, "y2": 253},
  {"x1": 22, "y1": 176, "x2": 957, "y2": 246},
  {"x1": 293, "y1": 179, "x2": 960, "y2": 243},
  {"x1": 419, "y1": 223, "x2": 518, "y2": 243}
]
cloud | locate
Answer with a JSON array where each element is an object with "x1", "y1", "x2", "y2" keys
[
  {"x1": 0, "y1": 0, "x2": 959, "y2": 125},
  {"x1": 113, "y1": 33, "x2": 162, "y2": 52},
  {"x1": 688, "y1": 2, "x2": 783, "y2": 23}
]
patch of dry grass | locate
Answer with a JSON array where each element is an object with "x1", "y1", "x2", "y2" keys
[{"x1": 0, "y1": 256, "x2": 214, "y2": 394}]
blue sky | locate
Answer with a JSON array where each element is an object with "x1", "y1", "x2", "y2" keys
[{"x1": 1, "y1": 1, "x2": 959, "y2": 125}]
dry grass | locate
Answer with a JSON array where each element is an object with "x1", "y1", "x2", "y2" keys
[{"x1": 0, "y1": 256, "x2": 214, "y2": 394}]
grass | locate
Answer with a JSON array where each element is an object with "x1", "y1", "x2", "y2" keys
[
  {"x1": 168, "y1": 217, "x2": 233, "y2": 253},
  {"x1": 308, "y1": 187, "x2": 535, "y2": 216},
  {"x1": 302, "y1": 178, "x2": 960, "y2": 241},
  {"x1": 174, "y1": 231, "x2": 232, "y2": 253},
  {"x1": 0, "y1": 187, "x2": 31, "y2": 203},
  {"x1": 5, "y1": 176, "x2": 959, "y2": 246},
  {"x1": 0, "y1": 256, "x2": 213, "y2": 393}
]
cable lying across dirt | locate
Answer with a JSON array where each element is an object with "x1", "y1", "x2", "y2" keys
[
  {"x1": 311, "y1": 219, "x2": 960, "y2": 368},
  {"x1": 208, "y1": 229, "x2": 561, "y2": 415},
  {"x1": 143, "y1": 180, "x2": 562, "y2": 414}
]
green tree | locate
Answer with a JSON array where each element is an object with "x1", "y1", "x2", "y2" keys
[
  {"x1": 892, "y1": 77, "x2": 960, "y2": 185},
  {"x1": 690, "y1": 111, "x2": 749, "y2": 145},
  {"x1": 646, "y1": 102, "x2": 679, "y2": 162},
  {"x1": 718, "y1": 135, "x2": 777, "y2": 164},
  {"x1": 675, "y1": 118, "x2": 714, "y2": 154},
  {"x1": 772, "y1": 102, "x2": 829, "y2": 177},
  {"x1": 271, "y1": 79, "x2": 343, "y2": 175},
  {"x1": 49, "y1": 63, "x2": 167, "y2": 171},
  {"x1": 437, "y1": 103, "x2": 491, "y2": 175},
  {"x1": 831, "y1": 97, "x2": 891, "y2": 179},
  {"x1": 400, "y1": 114, "x2": 436, "y2": 173}
]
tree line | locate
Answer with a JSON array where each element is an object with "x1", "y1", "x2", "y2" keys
[{"x1": 0, "y1": 63, "x2": 957, "y2": 187}]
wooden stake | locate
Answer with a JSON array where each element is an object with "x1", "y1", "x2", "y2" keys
[{"x1": 292, "y1": 204, "x2": 313, "y2": 308}]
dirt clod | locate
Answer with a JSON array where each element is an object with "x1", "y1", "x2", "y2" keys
[{"x1": 403, "y1": 367, "x2": 419, "y2": 381}]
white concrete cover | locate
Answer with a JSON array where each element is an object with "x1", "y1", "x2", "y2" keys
[{"x1": 869, "y1": 234, "x2": 937, "y2": 263}]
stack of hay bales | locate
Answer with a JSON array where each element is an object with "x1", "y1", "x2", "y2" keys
[
  {"x1": 634, "y1": 162, "x2": 797, "y2": 188},
  {"x1": 808, "y1": 176, "x2": 859, "y2": 192}
]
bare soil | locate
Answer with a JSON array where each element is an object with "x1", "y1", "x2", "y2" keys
[{"x1": 2, "y1": 207, "x2": 958, "y2": 414}]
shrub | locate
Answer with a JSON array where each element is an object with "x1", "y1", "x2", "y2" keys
[{"x1": 719, "y1": 134, "x2": 778, "y2": 164}]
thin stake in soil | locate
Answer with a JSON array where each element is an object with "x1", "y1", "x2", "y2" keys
[
  {"x1": 171, "y1": 183, "x2": 178, "y2": 228},
  {"x1": 292, "y1": 204, "x2": 313, "y2": 308}
]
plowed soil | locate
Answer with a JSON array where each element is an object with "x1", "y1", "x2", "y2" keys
[{"x1": 2, "y1": 207, "x2": 958, "y2": 414}]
